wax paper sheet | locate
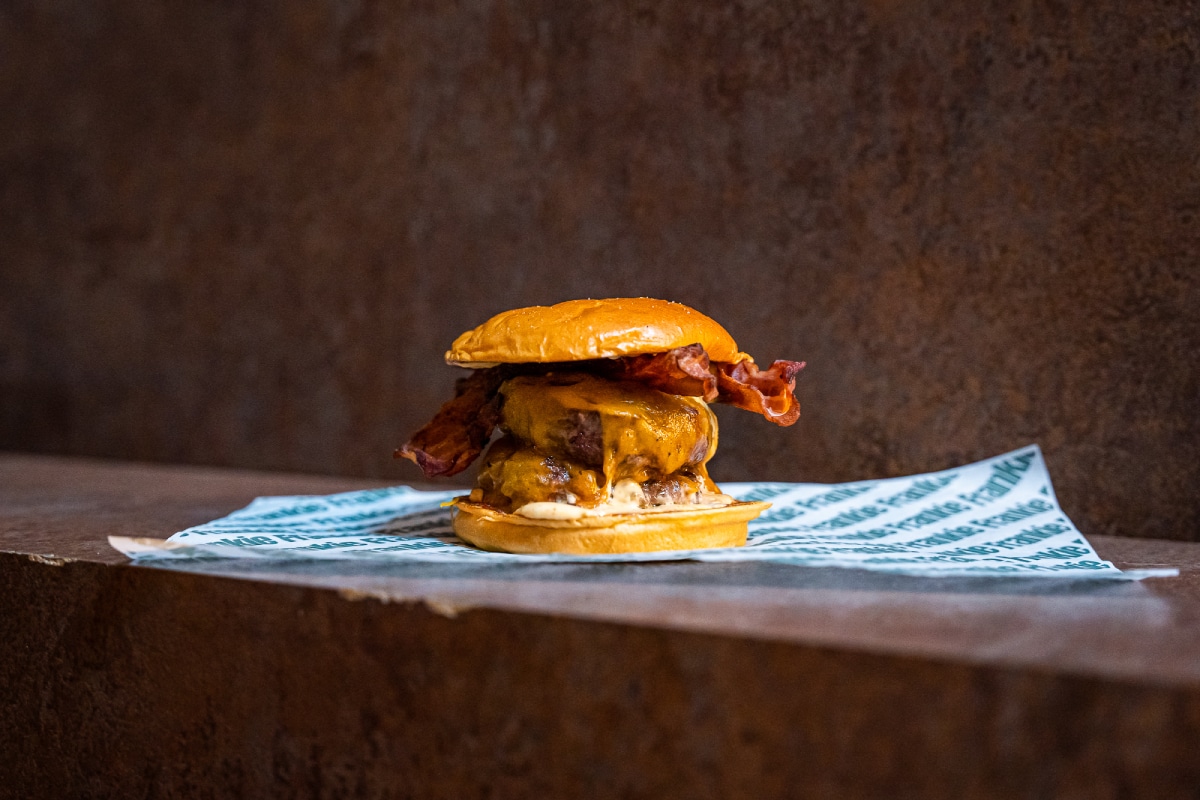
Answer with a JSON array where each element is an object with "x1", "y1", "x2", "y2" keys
[{"x1": 110, "y1": 445, "x2": 1171, "y2": 579}]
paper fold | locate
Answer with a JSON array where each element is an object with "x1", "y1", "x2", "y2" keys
[{"x1": 109, "y1": 446, "x2": 1174, "y2": 580}]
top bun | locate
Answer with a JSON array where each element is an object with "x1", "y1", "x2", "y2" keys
[{"x1": 446, "y1": 298, "x2": 743, "y2": 367}]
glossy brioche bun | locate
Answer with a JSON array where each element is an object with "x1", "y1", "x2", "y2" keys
[
  {"x1": 445, "y1": 297, "x2": 744, "y2": 367},
  {"x1": 452, "y1": 499, "x2": 770, "y2": 555}
]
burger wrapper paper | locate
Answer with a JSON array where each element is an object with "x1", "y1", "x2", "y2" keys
[{"x1": 110, "y1": 445, "x2": 1172, "y2": 579}]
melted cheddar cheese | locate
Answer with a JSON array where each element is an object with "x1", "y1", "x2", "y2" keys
[{"x1": 474, "y1": 373, "x2": 720, "y2": 511}]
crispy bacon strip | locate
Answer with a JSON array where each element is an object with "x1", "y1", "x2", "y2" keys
[
  {"x1": 715, "y1": 358, "x2": 805, "y2": 426},
  {"x1": 395, "y1": 367, "x2": 509, "y2": 478},
  {"x1": 607, "y1": 345, "x2": 804, "y2": 424},
  {"x1": 397, "y1": 346, "x2": 805, "y2": 479},
  {"x1": 605, "y1": 343, "x2": 719, "y2": 401}
]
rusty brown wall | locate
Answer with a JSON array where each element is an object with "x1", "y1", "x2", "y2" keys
[{"x1": 1, "y1": 1, "x2": 1198, "y2": 539}]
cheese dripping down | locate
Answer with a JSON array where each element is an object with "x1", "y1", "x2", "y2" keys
[{"x1": 473, "y1": 372, "x2": 722, "y2": 513}]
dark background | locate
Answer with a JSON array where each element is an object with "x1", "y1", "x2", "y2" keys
[{"x1": 2, "y1": 1, "x2": 1197, "y2": 540}]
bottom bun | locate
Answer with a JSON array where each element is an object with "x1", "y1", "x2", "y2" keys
[{"x1": 452, "y1": 500, "x2": 771, "y2": 555}]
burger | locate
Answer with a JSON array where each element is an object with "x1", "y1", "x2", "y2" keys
[{"x1": 396, "y1": 298, "x2": 804, "y2": 554}]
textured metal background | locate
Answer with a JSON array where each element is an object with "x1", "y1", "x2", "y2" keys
[{"x1": 2, "y1": 1, "x2": 1197, "y2": 539}]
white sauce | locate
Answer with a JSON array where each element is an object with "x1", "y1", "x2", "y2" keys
[{"x1": 514, "y1": 493, "x2": 736, "y2": 520}]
